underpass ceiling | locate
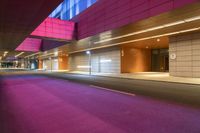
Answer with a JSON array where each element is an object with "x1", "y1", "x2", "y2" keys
[
  {"x1": 0, "y1": 51, "x2": 33, "y2": 61},
  {"x1": 0, "y1": 0, "x2": 63, "y2": 50}
]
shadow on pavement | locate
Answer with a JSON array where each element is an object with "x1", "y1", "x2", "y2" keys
[{"x1": 0, "y1": 75, "x2": 20, "y2": 133}]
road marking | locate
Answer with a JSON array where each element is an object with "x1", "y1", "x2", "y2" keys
[{"x1": 89, "y1": 85, "x2": 136, "y2": 97}]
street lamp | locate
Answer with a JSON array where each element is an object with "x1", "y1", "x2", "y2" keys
[
  {"x1": 49, "y1": 57, "x2": 52, "y2": 72},
  {"x1": 86, "y1": 51, "x2": 91, "y2": 75}
]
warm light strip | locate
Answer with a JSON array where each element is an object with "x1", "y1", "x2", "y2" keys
[
  {"x1": 100, "y1": 59, "x2": 112, "y2": 63},
  {"x1": 94, "y1": 16, "x2": 200, "y2": 44},
  {"x1": 69, "y1": 27, "x2": 200, "y2": 54},
  {"x1": 39, "y1": 51, "x2": 62, "y2": 58},
  {"x1": 77, "y1": 65, "x2": 91, "y2": 68},
  {"x1": 15, "y1": 52, "x2": 25, "y2": 58},
  {"x1": 40, "y1": 53, "x2": 55, "y2": 57},
  {"x1": 25, "y1": 51, "x2": 61, "y2": 58},
  {"x1": 25, "y1": 52, "x2": 40, "y2": 58},
  {"x1": 185, "y1": 16, "x2": 200, "y2": 22}
]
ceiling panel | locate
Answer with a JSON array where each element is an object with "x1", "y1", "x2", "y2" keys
[{"x1": 0, "y1": 0, "x2": 63, "y2": 50}]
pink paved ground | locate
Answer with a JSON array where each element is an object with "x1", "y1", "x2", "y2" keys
[{"x1": 0, "y1": 75, "x2": 200, "y2": 133}]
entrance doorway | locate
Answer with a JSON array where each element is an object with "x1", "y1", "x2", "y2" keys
[
  {"x1": 121, "y1": 36, "x2": 169, "y2": 73},
  {"x1": 151, "y1": 49, "x2": 169, "y2": 72}
]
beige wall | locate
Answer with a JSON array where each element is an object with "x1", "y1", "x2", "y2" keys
[
  {"x1": 69, "y1": 53, "x2": 89, "y2": 72},
  {"x1": 69, "y1": 47, "x2": 121, "y2": 73},
  {"x1": 169, "y1": 32, "x2": 200, "y2": 78},
  {"x1": 91, "y1": 49, "x2": 121, "y2": 73}
]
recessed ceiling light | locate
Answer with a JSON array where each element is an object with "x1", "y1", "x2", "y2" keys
[
  {"x1": 54, "y1": 52, "x2": 58, "y2": 56},
  {"x1": 86, "y1": 51, "x2": 91, "y2": 55},
  {"x1": 157, "y1": 38, "x2": 160, "y2": 42},
  {"x1": 146, "y1": 46, "x2": 149, "y2": 49}
]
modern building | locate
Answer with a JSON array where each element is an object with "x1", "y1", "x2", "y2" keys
[
  {"x1": 1, "y1": 0, "x2": 200, "y2": 78},
  {"x1": 1, "y1": 1, "x2": 200, "y2": 133}
]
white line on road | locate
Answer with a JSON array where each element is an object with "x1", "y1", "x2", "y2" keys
[{"x1": 89, "y1": 85, "x2": 136, "y2": 97}]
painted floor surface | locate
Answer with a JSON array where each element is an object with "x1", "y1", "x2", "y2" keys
[{"x1": 0, "y1": 75, "x2": 200, "y2": 133}]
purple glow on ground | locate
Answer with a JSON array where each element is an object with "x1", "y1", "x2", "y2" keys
[
  {"x1": 1, "y1": 75, "x2": 200, "y2": 133},
  {"x1": 31, "y1": 17, "x2": 75, "y2": 40},
  {"x1": 15, "y1": 38, "x2": 42, "y2": 52}
]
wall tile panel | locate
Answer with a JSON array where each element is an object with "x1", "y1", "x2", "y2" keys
[{"x1": 169, "y1": 32, "x2": 200, "y2": 78}]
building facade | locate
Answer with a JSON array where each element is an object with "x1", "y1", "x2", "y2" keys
[{"x1": 38, "y1": 0, "x2": 200, "y2": 78}]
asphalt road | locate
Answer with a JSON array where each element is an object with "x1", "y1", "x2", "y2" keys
[
  {"x1": 0, "y1": 73, "x2": 200, "y2": 133},
  {"x1": 45, "y1": 72, "x2": 200, "y2": 108}
]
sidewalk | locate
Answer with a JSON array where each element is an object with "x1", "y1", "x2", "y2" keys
[
  {"x1": 2, "y1": 69, "x2": 200, "y2": 85},
  {"x1": 65, "y1": 71, "x2": 200, "y2": 85}
]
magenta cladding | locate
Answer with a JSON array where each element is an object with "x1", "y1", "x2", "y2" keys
[{"x1": 15, "y1": 17, "x2": 75, "y2": 52}]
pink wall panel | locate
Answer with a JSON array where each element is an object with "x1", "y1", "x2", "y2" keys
[
  {"x1": 173, "y1": 0, "x2": 198, "y2": 8},
  {"x1": 72, "y1": 0, "x2": 199, "y2": 40},
  {"x1": 31, "y1": 17, "x2": 75, "y2": 40},
  {"x1": 16, "y1": 38, "x2": 42, "y2": 52}
]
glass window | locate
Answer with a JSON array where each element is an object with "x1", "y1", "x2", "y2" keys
[{"x1": 49, "y1": 0, "x2": 97, "y2": 20}]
